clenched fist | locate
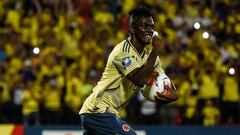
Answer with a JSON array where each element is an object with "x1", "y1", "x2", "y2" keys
[{"x1": 152, "y1": 34, "x2": 164, "y2": 54}]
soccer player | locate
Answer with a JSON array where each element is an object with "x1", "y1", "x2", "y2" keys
[{"x1": 79, "y1": 7, "x2": 178, "y2": 135}]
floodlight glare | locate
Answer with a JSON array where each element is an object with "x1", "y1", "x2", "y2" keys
[
  {"x1": 194, "y1": 22, "x2": 201, "y2": 29},
  {"x1": 229, "y1": 67, "x2": 235, "y2": 75},
  {"x1": 33, "y1": 47, "x2": 40, "y2": 54},
  {"x1": 202, "y1": 32, "x2": 209, "y2": 39}
]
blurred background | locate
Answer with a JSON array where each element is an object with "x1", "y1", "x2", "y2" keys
[{"x1": 0, "y1": 0, "x2": 240, "y2": 130}]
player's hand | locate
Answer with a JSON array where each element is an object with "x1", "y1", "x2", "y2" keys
[
  {"x1": 146, "y1": 71, "x2": 159, "y2": 85},
  {"x1": 152, "y1": 33, "x2": 164, "y2": 53},
  {"x1": 154, "y1": 82, "x2": 179, "y2": 103}
]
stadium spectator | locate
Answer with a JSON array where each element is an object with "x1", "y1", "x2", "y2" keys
[{"x1": 21, "y1": 81, "x2": 40, "y2": 125}]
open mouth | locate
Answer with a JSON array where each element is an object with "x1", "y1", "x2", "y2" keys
[
  {"x1": 145, "y1": 33, "x2": 153, "y2": 38},
  {"x1": 144, "y1": 35, "x2": 153, "y2": 42},
  {"x1": 145, "y1": 32, "x2": 154, "y2": 37},
  {"x1": 145, "y1": 35, "x2": 152, "y2": 38}
]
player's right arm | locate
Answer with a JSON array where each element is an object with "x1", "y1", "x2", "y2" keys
[{"x1": 127, "y1": 36, "x2": 163, "y2": 87}]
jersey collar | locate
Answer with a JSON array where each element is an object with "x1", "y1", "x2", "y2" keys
[{"x1": 126, "y1": 37, "x2": 148, "y2": 58}]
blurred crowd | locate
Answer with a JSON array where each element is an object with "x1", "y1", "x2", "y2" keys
[{"x1": 0, "y1": 0, "x2": 239, "y2": 126}]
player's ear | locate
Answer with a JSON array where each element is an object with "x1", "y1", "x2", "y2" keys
[{"x1": 129, "y1": 26, "x2": 135, "y2": 34}]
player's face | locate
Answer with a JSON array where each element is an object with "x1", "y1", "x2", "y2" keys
[{"x1": 134, "y1": 16, "x2": 155, "y2": 45}]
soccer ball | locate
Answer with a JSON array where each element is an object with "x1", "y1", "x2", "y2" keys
[{"x1": 141, "y1": 73, "x2": 172, "y2": 102}]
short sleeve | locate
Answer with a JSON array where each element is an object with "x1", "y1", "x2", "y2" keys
[{"x1": 112, "y1": 52, "x2": 140, "y2": 76}]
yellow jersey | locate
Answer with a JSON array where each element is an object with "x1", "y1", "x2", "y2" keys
[
  {"x1": 21, "y1": 89, "x2": 39, "y2": 115},
  {"x1": 79, "y1": 38, "x2": 163, "y2": 116}
]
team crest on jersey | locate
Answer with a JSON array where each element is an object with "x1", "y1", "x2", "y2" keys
[
  {"x1": 122, "y1": 124, "x2": 130, "y2": 132},
  {"x1": 122, "y1": 57, "x2": 131, "y2": 68}
]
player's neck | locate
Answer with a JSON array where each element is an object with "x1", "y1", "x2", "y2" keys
[{"x1": 128, "y1": 36, "x2": 145, "y2": 54}]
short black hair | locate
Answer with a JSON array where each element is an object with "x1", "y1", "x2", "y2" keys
[{"x1": 128, "y1": 7, "x2": 152, "y2": 26}]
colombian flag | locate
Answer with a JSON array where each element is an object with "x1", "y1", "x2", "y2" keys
[{"x1": 0, "y1": 124, "x2": 23, "y2": 135}]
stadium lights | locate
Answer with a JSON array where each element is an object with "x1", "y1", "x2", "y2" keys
[
  {"x1": 33, "y1": 47, "x2": 40, "y2": 54},
  {"x1": 202, "y1": 32, "x2": 209, "y2": 39},
  {"x1": 194, "y1": 22, "x2": 201, "y2": 29},
  {"x1": 229, "y1": 67, "x2": 235, "y2": 75}
]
